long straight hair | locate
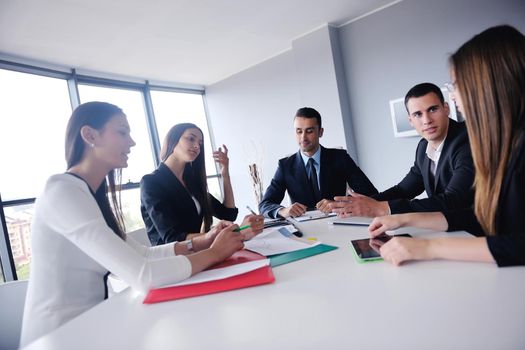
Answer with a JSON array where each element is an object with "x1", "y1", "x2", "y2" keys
[
  {"x1": 65, "y1": 101, "x2": 126, "y2": 238},
  {"x1": 451, "y1": 25, "x2": 525, "y2": 234},
  {"x1": 160, "y1": 123, "x2": 212, "y2": 231}
]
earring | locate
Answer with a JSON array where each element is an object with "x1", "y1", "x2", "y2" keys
[{"x1": 90, "y1": 143, "x2": 95, "y2": 148}]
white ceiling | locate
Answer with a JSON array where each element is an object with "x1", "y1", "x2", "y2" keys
[{"x1": 0, "y1": 0, "x2": 400, "y2": 86}]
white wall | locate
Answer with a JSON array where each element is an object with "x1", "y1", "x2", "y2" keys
[
  {"x1": 291, "y1": 25, "x2": 354, "y2": 158},
  {"x1": 205, "y1": 51, "x2": 301, "y2": 218}
]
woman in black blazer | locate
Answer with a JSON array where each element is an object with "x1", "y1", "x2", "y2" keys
[
  {"x1": 141, "y1": 123, "x2": 263, "y2": 245},
  {"x1": 368, "y1": 25, "x2": 525, "y2": 267}
]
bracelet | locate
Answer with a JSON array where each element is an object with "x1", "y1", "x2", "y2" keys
[{"x1": 185, "y1": 239, "x2": 194, "y2": 252}]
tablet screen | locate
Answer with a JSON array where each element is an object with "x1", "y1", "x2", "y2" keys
[{"x1": 351, "y1": 234, "x2": 412, "y2": 260}]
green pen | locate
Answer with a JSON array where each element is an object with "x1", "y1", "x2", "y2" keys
[{"x1": 233, "y1": 225, "x2": 251, "y2": 232}]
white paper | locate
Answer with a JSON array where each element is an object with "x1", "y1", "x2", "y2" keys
[
  {"x1": 163, "y1": 259, "x2": 269, "y2": 287},
  {"x1": 294, "y1": 210, "x2": 336, "y2": 222},
  {"x1": 244, "y1": 225, "x2": 320, "y2": 256}
]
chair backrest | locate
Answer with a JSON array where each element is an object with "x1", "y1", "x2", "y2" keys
[
  {"x1": 126, "y1": 227, "x2": 150, "y2": 247},
  {"x1": 0, "y1": 280, "x2": 28, "y2": 350}
]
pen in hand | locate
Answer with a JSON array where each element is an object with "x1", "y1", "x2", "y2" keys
[
  {"x1": 246, "y1": 205, "x2": 258, "y2": 215},
  {"x1": 233, "y1": 225, "x2": 251, "y2": 232}
]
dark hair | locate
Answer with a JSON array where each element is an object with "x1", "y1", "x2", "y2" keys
[
  {"x1": 295, "y1": 107, "x2": 322, "y2": 129},
  {"x1": 160, "y1": 123, "x2": 212, "y2": 231},
  {"x1": 404, "y1": 83, "x2": 445, "y2": 112},
  {"x1": 450, "y1": 25, "x2": 525, "y2": 234},
  {"x1": 65, "y1": 101, "x2": 126, "y2": 239}
]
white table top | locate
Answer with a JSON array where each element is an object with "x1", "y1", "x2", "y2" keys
[{"x1": 26, "y1": 217, "x2": 525, "y2": 350}]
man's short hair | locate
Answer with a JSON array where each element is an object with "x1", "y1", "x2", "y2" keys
[
  {"x1": 404, "y1": 83, "x2": 445, "y2": 112},
  {"x1": 295, "y1": 107, "x2": 322, "y2": 129}
]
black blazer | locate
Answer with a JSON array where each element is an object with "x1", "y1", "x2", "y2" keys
[
  {"x1": 259, "y1": 146, "x2": 378, "y2": 218},
  {"x1": 374, "y1": 119, "x2": 475, "y2": 213},
  {"x1": 445, "y1": 133, "x2": 525, "y2": 266},
  {"x1": 140, "y1": 163, "x2": 238, "y2": 245}
]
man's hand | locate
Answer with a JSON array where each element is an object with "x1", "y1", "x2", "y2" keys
[
  {"x1": 278, "y1": 202, "x2": 307, "y2": 218},
  {"x1": 316, "y1": 199, "x2": 334, "y2": 213},
  {"x1": 331, "y1": 192, "x2": 390, "y2": 218}
]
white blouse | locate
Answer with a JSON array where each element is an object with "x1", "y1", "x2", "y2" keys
[{"x1": 20, "y1": 174, "x2": 192, "y2": 347}]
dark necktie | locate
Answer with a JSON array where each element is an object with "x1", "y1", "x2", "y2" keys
[{"x1": 308, "y1": 158, "x2": 322, "y2": 202}]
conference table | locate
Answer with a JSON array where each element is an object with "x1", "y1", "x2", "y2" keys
[{"x1": 25, "y1": 216, "x2": 525, "y2": 350}]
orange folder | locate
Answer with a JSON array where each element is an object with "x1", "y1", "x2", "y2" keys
[{"x1": 143, "y1": 250, "x2": 275, "y2": 304}]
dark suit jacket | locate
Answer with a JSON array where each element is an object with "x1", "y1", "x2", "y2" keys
[
  {"x1": 259, "y1": 146, "x2": 378, "y2": 218},
  {"x1": 445, "y1": 133, "x2": 525, "y2": 266},
  {"x1": 140, "y1": 163, "x2": 238, "y2": 245},
  {"x1": 373, "y1": 119, "x2": 475, "y2": 213}
]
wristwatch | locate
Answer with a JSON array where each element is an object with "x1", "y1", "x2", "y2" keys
[{"x1": 185, "y1": 239, "x2": 194, "y2": 252}]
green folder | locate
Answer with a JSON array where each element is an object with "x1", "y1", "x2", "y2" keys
[{"x1": 268, "y1": 244, "x2": 338, "y2": 267}]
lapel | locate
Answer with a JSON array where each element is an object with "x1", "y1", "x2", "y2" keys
[
  {"x1": 319, "y1": 146, "x2": 327, "y2": 195},
  {"x1": 159, "y1": 164, "x2": 199, "y2": 215},
  {"x1": 292, "y1": 150, "x2": 316, "y2": 203}
]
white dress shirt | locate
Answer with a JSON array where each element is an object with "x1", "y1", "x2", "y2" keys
[
  {"x1": 426, "y1": 138, "x2": 446, "y2": 177},
  {"x1": 20, "y1": 174, "x2": 192, "y2": 347}
]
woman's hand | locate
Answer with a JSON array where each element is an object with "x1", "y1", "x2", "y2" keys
[
  {"x1": 213, "y1": 144, "x2": 230, "y2": 175},
  {"x1": 209, "y1": 224, "x2": 245, "y2": 261},
  {"x1": 240, "y1": 214, "x2": 264, "y2": 240},
  {"x1": 368, "y1": 214, "x2": 408, "y2": 237},
  {"x1": 201, "y1": 220, "x2": 232, "y2": 248},
  {"x1": 378, "y1": 237, "x2": 432, "y2": 266}
]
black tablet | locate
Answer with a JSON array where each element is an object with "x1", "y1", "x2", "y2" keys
[{"x1": 350, "y1": 233, "x2": 412, "y2": 263}]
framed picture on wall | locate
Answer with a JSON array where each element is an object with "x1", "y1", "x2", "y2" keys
[{"x1": 389, "y1": 88, "x2": 459, "y2": 138}]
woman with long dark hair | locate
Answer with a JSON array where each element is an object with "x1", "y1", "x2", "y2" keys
[
  {"x1": 140, "y1": 123, "x2": 263, "y2": 246},
  {"x1": 368, "y1": 25, "x2": 525, "y2": 267},
  {"x1": 20, "y1": 102, "x2": 244, "y2": 346}
]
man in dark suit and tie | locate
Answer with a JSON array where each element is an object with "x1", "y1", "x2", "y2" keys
[
  {"x1": 330, "y1": 83, "x2": 474, "y2": 217},
  {"x1": 259, "y1": 107, "x2": 378, "y2": 218}
]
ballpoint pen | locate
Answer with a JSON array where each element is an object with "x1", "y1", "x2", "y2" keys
[{"x1": 246, "y1": 205, "x2": 258, "y2": 215}]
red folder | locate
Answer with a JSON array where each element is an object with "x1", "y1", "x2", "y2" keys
[{"x1": 143, "y1": 250, "x2": 275, "y2": 304}]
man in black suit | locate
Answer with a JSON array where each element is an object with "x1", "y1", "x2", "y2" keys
[
  {"x1": 330, "y1": 83, "x2": 474, "y2": 217},
  {"x1": 259, "y1": 107, "x2": 378, "y2": 218}
]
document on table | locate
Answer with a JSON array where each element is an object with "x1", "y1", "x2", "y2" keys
[
  {"x1": 244, "y1": 225, "x2": 320, "y2": 256},
  {"x1": 293, "y1": 210, "x2": 336, "y2": 222},
  {"x1": 164, "y1": 259, "x2": 270, "y2": 287}
]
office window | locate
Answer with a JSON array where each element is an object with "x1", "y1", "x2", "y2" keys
[
  {"x1": 0, "y1": 68, "x2": 72, "y2": 281},
  {"x1": 0, "y1": 62, "x2": 212, "y2": 282},
  {"x1": 4, "y1": 204, "x2": 34, "y2": 280},
  {"x1": 0, "y1": 69, "x2": 71, "y2": 201}
]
